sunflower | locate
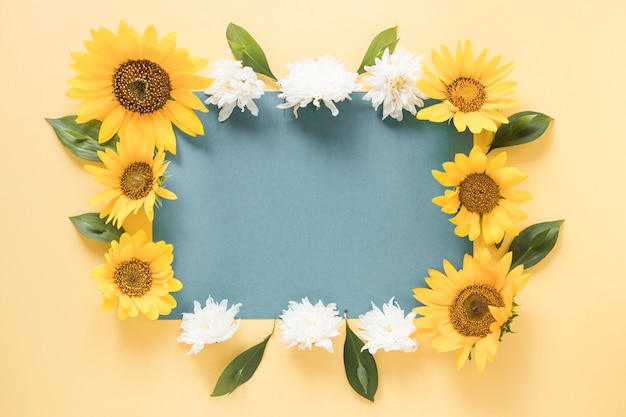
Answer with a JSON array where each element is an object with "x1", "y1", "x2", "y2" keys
[
  {"x1": 92, "y1": 230, "x2": 182, "y2": 320},
  {"x1": 432, "y1": 146, "x2": 531, "y2": 245},
  {"x1": 67, "y1": 21, "x2": 212, "y2": 154},
  {"x1": 416, "y1": 40, "x2": 517, "y2": 134},
  {"x1": 413, "y1": 248, "x2": 530, "y2": 373},
  {"x1": 85, "y1": 134, "x2": 177, "y2": 228}
]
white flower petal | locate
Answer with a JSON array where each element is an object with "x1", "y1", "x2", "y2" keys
[
  {"x1": 362, "y1": 47, "x2": 428, "y2": 121},
  {"x1": 277, "y1": 297, "x2": 342, "y2": 353},
  {"x1": 357, "y1": 297, "x2": 418, "y2": 354},
  {"x1": 177, "y1": 296, "x2": 242, "y2": 354}
]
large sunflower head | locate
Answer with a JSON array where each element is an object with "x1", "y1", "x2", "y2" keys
[
  {"x1": 432, "y1": 145, "x2": 531, "y2": 245},
  {"x1": 85, "y1": 134, "x2": 177, "y2": 228},
  {"x1": 67, "y1": 21, "x2": 212, "y2": 154},
  {"x1": 413, "y1": 248, "x2": 530, "y2": 373},
  {"x1": 416, "y1": 40, "x2": 517, "y2": 134},
  {"x1": 92, "y1": 230, "x2": 182, "y2": 320}
]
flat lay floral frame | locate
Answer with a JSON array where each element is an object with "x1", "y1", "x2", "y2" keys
[{"x1": 47, "y1": 21, "x2": 563, "y2": 401}]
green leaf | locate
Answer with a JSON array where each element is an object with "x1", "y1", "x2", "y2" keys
[
  {"x1": 211, "y1": 333, "x2": 271, "y2": 397},
  {"x1": 357, "y1": 26, "x2": 399, "y2": 74},
  {"x1": 508, "y1": 220, "x2": 564, "y2": 270},
  {"x1": 226, "y1": 23, "x2": 277, "y2": 81},
  {"x1": 343, "y1": 317, "x2": 378, "y2": 402},
  {"x1": 69, "y1": 213, "x2": 124, "y2": 243},
  {"x1": 488, "y1": 111, "x2": 553, "y2": 152},
  {"x1": 46, "y1": 116, "x2": 119, "y2": 162}
]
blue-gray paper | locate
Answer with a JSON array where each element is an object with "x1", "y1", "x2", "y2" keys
[{"x1": 153, "y1": 93, "x2": 472, "y2": 319}]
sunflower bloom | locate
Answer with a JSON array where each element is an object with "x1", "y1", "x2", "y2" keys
[
  {"x1": 432, "y1": 146, "x2": 531, "y2": 245},
  {"x1": 85, "y1": 135, "x2": 177, "y2": 228},
  {"x1": 92, "y1": 230, "x2": 182, "y2": 320},
  {"x1": 67, "y1": 21, "x2": 212, "y2": 154},
  {"x1": 413, "y1": 248, "x2": 530, "y2": 373},
  {"x1": 416, "y1": 40, "x2": 517, "y2": 134}
]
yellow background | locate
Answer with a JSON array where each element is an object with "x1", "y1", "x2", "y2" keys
[{"x1": 2, "y1": 0, "x2": 624, "y2": 415}]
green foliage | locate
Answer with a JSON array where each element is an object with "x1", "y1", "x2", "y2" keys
[
  {"x1": 488, "y1": 111, "x2": 553, "y2": 152},
  {"x1": 509, "y1": 220, "x2": 564, "y2": 270},
  {"x1": 211, "y1": 333, "x2": 271, "y2": 397},
  {"x1": 226, "y1": 23, "x2": 277, "y2": 81},
  {"x1": 69, "y1": 213, "x2": 124, "y2": 243},
  {"x1": 46, "y1": 116, "x2": 118, "y2": 162},
  {"x1": 343, "y1": 317, "x2": 378, "y2": 402},
  {"x1": 357, "y1": 26, "x2": 399, "y2": 74}
]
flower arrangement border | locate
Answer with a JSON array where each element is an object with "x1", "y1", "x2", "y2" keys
[{"x1": 47, "y1": 22, "x2": 563, "y2": 401}]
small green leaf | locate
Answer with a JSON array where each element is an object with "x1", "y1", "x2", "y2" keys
[
  {"x1": 357, "y1": 26, "x2": 399, "y2": 74},
  {"x1": 488, "y1": 111, "x2": 553, "y2": 152},
  {"x1": 508, "y1": 220, "x2": 564, "y2": 270},
  {"x1": 226, "y1": 23, "x2": 277, "y2": 81},
  {"x1": 211, "y1": 333, "x2": 271, "y2": 397},
  {"x1": 46, "y1": 116, "x2": 119, "y2": 161},
  {"x1": 343, "y1": 317, "x2": 378, "y2": 401},
  {"x1": 69, "y1": 213, "x2": 124, "y2": 243}
]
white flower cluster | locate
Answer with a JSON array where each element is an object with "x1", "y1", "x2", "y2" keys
[
  {"x1": 277, "y1": 55, "x2": 361, "y2": 117},
  {"x1": 177, "y1": 296, "x2": 242, "y2": 355},
  {"x1": 278, "y1": 297, "x2": 342, "y2": 353},
  {"x1": 357, "y1": 297, "x2": 418, "y2": 354},
  {"x1": 204, "y1": 59, "x2": 265, "y2": 122},
  {"x1": 362, "y1": 47, "x2": 428, "y2": 121}
]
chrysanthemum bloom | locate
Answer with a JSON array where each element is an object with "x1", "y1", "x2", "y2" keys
[
  {"x1": 277, "y1": 55, "x2": 360, "y2": 117},
  {"x1": 432, "y1": 146, "x2": 531, "y2": 245},
  {"x1": 357, "y1": 297, "x2": 418, "y2": 354},
  {"x1": 204, "y1": 59, "x2": 265, "y2": 122},
  {"x1": 85, "y1": 135, "x2": 177, "y2": 228},
  {"x1": 278, "y1": 297, "x2": 342, "y2": 353},
  {"x1": 362, "y1": 47, "x2": 428, "y2": 121},
  {"x1": 413, "y1": 248, "x2": 530, "y2": 373},
  {"x1": 92, "y1": 230, "x2": 182, "y2": 320},
  {"x1": 67, "y1": 21, "x2": 212, "y2": 154},
  {"x1": 416, "y1": 40, "x2": 517, "y2": 134},
  {"x1": 177, "y1": 296, "x2": 242, "y2": 354}
]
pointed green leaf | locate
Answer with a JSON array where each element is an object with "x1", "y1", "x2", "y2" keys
[
  {"x1": 226, "y1": 23, "x2": 277, "y2": 81},
  {"x1": 69, "y1": 213, "x2": 124, "y2": 243},
  {"x1": 509, "y1": 220, "x2": 564, "y2": 270},
  {"x1": 488, "y1": 111, "x2": 553, "y2": 152},
  {"x1": 46, "y1": 116, "x2": 119, "y2": 161},
  {"x1": 343, "y1": 318, "x2": 378, "y2": 402},
  {"x1": 357, "y1": 26, "x2": 399, "y2": 74},
  {"x1": 211, "y1": 333, "x2": 271, "y2": 397}
]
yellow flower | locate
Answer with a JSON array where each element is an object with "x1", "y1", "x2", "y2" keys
[
  {"x1": 85, "y1": 134, "x2": 177, "y2": 228},
  {"x1": 413, "y1": 248, "x2": 530, "y2": 373},
  {"x1": 67, "y1": 21, "x2": 212, "y2": 154},
  {"x1": 92, "y1": 230, "x2": 182, "y2": 320},
  {"x1": 432, "y1": 146, "x2": 531, "y2": 245},
  {"x1": 416, "y1": 40, "x2": 517, "y2": 134}
]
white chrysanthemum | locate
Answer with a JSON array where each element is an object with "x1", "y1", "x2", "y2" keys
[
  {"x1": 362, "y1": 47, "x2": 428, "y2": 121},
  {"x1": 277, "y1": 55, "x2": 361, "y2": 117},
  {"x1": 357, "y1": 297, "x2": 418, "y2": 354},
  {"x1": 204, "y1": 59, "x2": 265, "y2": 122},
  {"x1": 278, "y1": 297, "x2": 342, "y2": 353},
  {"x1": 177, "y1": 296, "x2": 242, "y2": 355}
]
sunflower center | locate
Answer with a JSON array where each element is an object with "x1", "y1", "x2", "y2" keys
[
  {"x1": 459, "y1": 173, "x2": 500, "y2": 214},
  {"x1": 450, "y1": 284, "x2": 504, "y2": 338},
  {"x1": 446, "y1": 77, "x2": 486, "y2": 112},
  {"x1": 114, "y1": 258, "x2": 152, "y2": 297},
  {"x1": 120, "y1": 162, "x2": 154, "y2": 200},
  {"x1": 112, "y1": 59, "x2": 171, "y2": 114}
]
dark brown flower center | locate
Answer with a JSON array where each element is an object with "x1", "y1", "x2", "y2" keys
[
  {"x1": 446, "y1": 77, "x2": 486, "y2": 112},
  {"x1": 112, "y1": 59, "x2": 171, "y2": 114},
  {"x1": 459, "y1": 173, "x2": 500, "y2": 214},
  {"x1": 120, "y1": 162, "x2": 153, "y2": 200},
  {"x1": 114, "y1": 258, "x2": 152, "y2": 297},
  {"x1": 450, "y1": 284, "x2": 504, "y2": 338}
]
